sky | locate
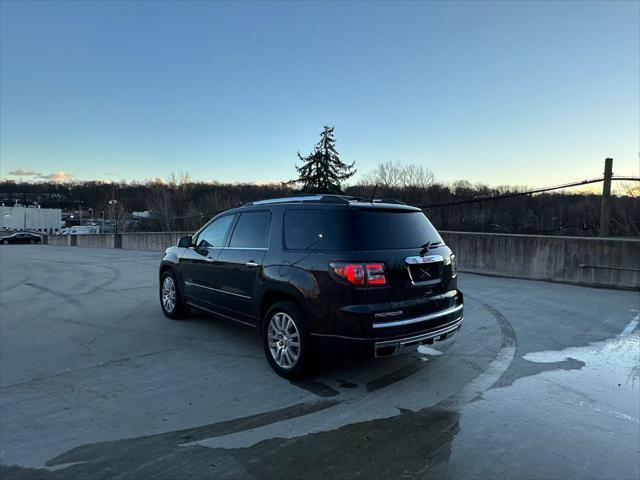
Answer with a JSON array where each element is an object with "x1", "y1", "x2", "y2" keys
[{"x1": 1, "y1": 0, "x2": 638, "y2": 187}]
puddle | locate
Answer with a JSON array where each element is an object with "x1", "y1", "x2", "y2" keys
[
  {"x1": 522, "y1": 325, "x2": 640, "y2": 393},
  {"x1": 442, "y1": 328, "x2": 640, "y2": 479}
]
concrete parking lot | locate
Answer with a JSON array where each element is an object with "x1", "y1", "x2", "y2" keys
[{"x1": 0, "y1": 245, "x2": 638, "y2": 480}]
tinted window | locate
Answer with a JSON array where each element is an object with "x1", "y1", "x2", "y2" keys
[
  {"x1": 229, "y1": 211, "x2": 271, "y2": 248},
  {"x1": 284, "y1": 209, "x2": 349, "y2": 250},
  {"x1": 196, "y1": 215, "x2": 234, "y2": 248},
  {"x1": 351, "y1": 210, "x2": 442, "y2": 250},
  {"x1": 284, "y1": 208, "x2": 442, "y2": 251}
]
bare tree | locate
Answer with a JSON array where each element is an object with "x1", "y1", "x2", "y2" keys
[
  {"x1": 401, "y1": 163, "x2": 435, "y2": 189},
  {"x1": 145, "y1": 178, "x2": 174, "y2": 231},
  {"x1": 360, "y1": 161, "x2": 403, "y2": 188},
  {"x1": 610, "y1": 181, "x2": 640, "y2": 237},
  {"x1": 359, "y1": 161, "x2": 435, "y2": 206}
]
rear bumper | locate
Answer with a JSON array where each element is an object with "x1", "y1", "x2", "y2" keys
[
  {"x1": 372, "y1": 303, "x2": 463, "y2": 330},
  {"x1": 373, "y1": 315, "x2": 462, "y2": 357},
  {"x1": 319, "y1": 289, "x2": 463, "y2": 339},
  {"x1": 310, "y1": 303, "x2": 464, "y2": 357}
]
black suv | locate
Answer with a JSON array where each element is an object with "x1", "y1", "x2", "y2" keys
[{"x1": 159, "y1": 195, "x2": 463, "y2": 378}]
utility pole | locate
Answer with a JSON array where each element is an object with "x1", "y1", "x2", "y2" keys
[{"x1": 599, "y1": 157, "x2": 613, "y2": 237}]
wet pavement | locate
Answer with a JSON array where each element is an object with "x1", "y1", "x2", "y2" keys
[{"x1": 0, "y1": 245, "x2": 638, "y2": 479}]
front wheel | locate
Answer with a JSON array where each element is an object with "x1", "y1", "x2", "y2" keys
[
  {"x1": 160, "y1": 270, "x2": 189, "y2": 319},
  {"x1": 263, "y1": 302, "x2": 313, "y2": 379}
]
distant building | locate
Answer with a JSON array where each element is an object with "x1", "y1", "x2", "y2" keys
[
  {"x1": 61, "y1": 225, "x2": 101, "y2": 235},
  {"x1": 0, "y1": 204, "x2": 62, "y2": 233}
]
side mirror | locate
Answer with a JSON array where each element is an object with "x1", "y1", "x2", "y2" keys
[{"x1": 178, "y1": 235, "x2": 192, "y2": 248}]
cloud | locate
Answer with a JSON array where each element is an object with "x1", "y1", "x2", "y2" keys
[
  {"x1": 7, "y1": 168, "x2": 74, "y2": 182},
  {"x1": 37, "y1": 171, "x2": 75, "y2": 182},
  {"x1": 104, "y1": 171, "x2": 119, "y2": 177},
  {"x1": 8, "y1": 168, "x2": 42, "y2": 176}
]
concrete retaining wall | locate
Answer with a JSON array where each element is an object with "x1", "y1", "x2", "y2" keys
[
  {"x1": 120, "y1": 232, "x2": 190, "y2": 251},
  {"x1": 440, "y1": 231, "x2": 640, "y2": 290},
  {"x1": 75, "y1": 234, "x2": 116, "y2": 249},
  {"x1": 44, "y1": 231, "x2": 640, "y2": 290},
  {"x1": 45, "y1": 232, "x2": 189, "y2": 252},
  {"x1": 46, "y1": 235, "x2": 72, "y2": 247}
]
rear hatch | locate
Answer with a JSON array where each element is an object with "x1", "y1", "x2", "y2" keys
[
  {"x1": 346, "y1": 207, "x2": 460, "y2": 336},
  {"x1": 344, "y1": 207, "x2": 455, "y2": 302},
  {"x1": 283, "y1": 204, "x2": 460, "y2": 336}
]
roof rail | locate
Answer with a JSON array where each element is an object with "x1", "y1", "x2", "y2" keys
[
  {"x1": 372, "y1": 198, "x2": 407, "y2": 205},
  {"x1": 244, "y1": 194, "x2": 406, "y2": 207},
  {"x1": 248, "y1": 194, "x2": 361, "y2": 206}
]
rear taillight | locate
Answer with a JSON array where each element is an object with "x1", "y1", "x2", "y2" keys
[
  {"x1": 365, "y1": 263, "x2": 386, "y2": 285},
  {"x1": 331, "y1": 263, "x2": 365, "y2": 285},
  {"x1": 449, "y1": 254, "x2": 457, "y2": 278},
  {"x1": 330, "y1": 262, "x2": 387, "y2": 286}
]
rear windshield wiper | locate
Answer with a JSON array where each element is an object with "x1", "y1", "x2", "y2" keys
[{"x1": 419, "y1": 241, "x2": 442, "y2": 255}]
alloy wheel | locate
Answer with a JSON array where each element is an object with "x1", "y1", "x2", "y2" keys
[
  {"x1": 162, "y1": 275, "x2": 176, "y2": 313},
  {"x1": 267, "y1": 312, "x2": 301, "y2": 369}
]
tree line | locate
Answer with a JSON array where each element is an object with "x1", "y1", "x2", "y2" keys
[{"x1": 1, "y1": 126, "x2": 638, "y2": 236}]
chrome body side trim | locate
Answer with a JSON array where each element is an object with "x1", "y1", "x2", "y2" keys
[
  {"x1": 184, "y1": 281, "x2": 251, "y2": 300},
  {"x1": 186, "y1": 301, "x2": 256, "y2": 328}
]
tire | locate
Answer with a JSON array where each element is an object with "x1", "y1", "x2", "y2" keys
[
  {"x1": 2, "y1": 240, "x2": 8, "y2": 245},
  {"x1": 30, "y1": 240, "x2": 35, "y2": 244},
  {"x1": 160, "y1": 270, "x2": 189, "y2": 319},
  {"x1": 263, "y1": 301, "x2": 313, "y2": 379}
]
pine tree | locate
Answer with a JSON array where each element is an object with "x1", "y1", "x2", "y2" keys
[{"x1": 296, "y1": 126, "x2": 356, "y2": 194}]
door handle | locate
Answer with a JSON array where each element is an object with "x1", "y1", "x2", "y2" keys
[{"x1": 246, "y1": 261, "x2": 259, "y2": 267}]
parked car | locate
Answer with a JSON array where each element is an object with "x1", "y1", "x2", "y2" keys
[
  {"x1": 0, "y1": 232, "x2": 43, "y2": 245},
  {"x1": 159, "y1": 195, "x2": 463, "y2": 378}
]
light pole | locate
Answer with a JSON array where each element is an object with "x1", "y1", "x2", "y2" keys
[{"x1": 108, "y1": 200, "x2": 118, "y2": 234}]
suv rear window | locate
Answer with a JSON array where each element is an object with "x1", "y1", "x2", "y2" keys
[
  {"x1": 283, "y1": 208, "x2": 441, "y2": 251},
  {"x1": 350, "y1": 210, "x2": 442, "y2": 250}
]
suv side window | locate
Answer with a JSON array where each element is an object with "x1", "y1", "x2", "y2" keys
[
  {"x1": 229, "y1": 211, "x2": 271, "y2": 249},
  {"x1": 283, "y1": 209, "x2": 349, "y2": 250},
  {"x1": 196, "y1": 215, "x2": 235, "y2": 248}
]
